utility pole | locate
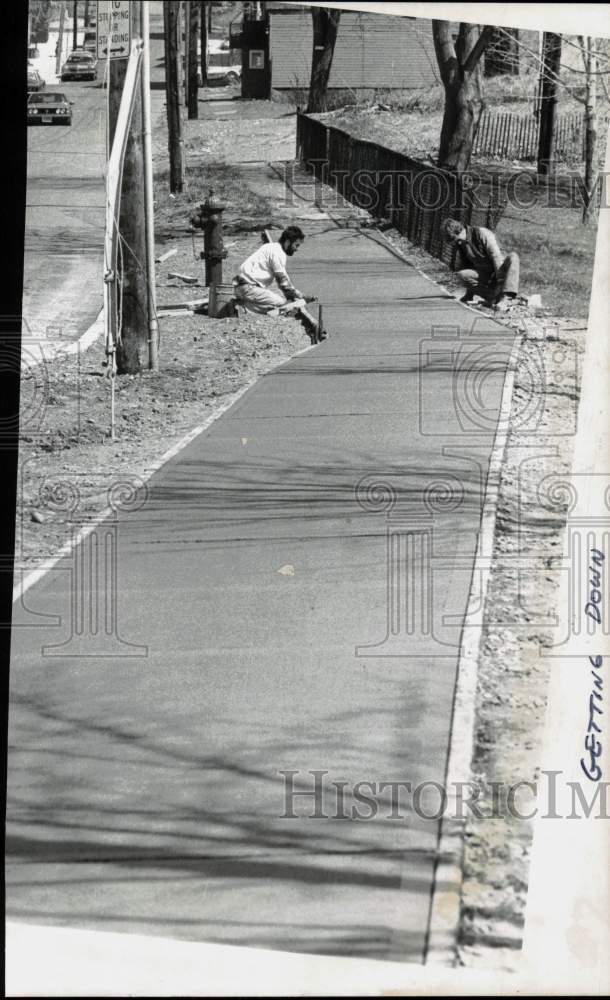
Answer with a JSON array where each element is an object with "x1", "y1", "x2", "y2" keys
[
  {"x1": 55, "y1": 1, "x2": 66, "y2": 74},
  {"x1": 177, "y1": 2, "x2": 184, "y2": 96},
  {"x1": 199, "y1": 0, "x2": 208, "y2": 85},
  {"x1": 582, "y1": 36, "x2": 598, "y2": 224},
  {"x1": 108, "y1": 2, "x2": 150, "y2": 373},
  {"x1": 72, "y1": 0, "x2": 78, "y2": 49},
  {"x1": 142, "y1": 0, "x2": 159, "y2": 368},
  {"x1": 163, "y1": 1, "x2": 184, "y2": 192},
  {"x1": 537, "y1": 32, "x2": 562, "y2": 176},
  {"x1": 187, "y1": 1, "x2": 199, "y2": 118},
  {"x1": 184, "y1": 1, "x2": 190, "y2": 107},
  {"x1": 84, "y1": 0, "x2": 90, "y2": 27}
]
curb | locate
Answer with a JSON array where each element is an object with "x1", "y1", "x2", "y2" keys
[
  {"x1": 22, "y1": 308, "x2": 104, "y2": 371},
  {"x1": 424, "y1": 328, "x2": 523, "y2": 965}
]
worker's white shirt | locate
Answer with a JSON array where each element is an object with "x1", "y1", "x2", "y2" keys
[{"x1": 238, "y1": 242, "x2": 289, "y2": 288}]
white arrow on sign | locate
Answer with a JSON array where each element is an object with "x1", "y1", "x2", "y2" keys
[{"x1": 96, "y1": 0, "x2": 131, "y2": 60}]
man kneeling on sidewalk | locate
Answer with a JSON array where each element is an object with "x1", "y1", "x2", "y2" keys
[
  {"x1": 233, "y1": 226, "x2": 328, "y2": 344},
  {"x1": 441, "y1": 218, "x2": 520, "y2": 313}
]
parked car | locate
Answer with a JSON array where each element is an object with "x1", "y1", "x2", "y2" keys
[
  {"x1": 61, "y1": 50, "x2": 97, "y2": 81},
  {"x1": 27, "y1": 67, "x2": 45, "y2": 92},
  {"x1": 83, "y1": 30, "x2": 97, "y2": 53},
  {"x1": 27, "y1": 91, "x2": 73, "y2": 126},
  {"x1": 197, "y1": 62, "x2": 241, "y2": 86}
]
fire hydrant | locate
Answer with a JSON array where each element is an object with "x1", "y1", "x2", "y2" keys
[{"x1": 190, "y1": 189, "x2": 228, "y2": 288}]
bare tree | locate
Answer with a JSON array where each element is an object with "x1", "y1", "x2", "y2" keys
[
  {"x1": 306, "y1": 7, "x2": 341, "y2": 114},
  {"x1": 187, "y1": 1, "x2": 199, "y2": 119},
  {"x1": 432, "y1": 22, "x2": 495, "y2": 173},
  {"x1": 485, "y1": 27, "x2": 519, "y2": 77},
  {"x1": 493, "y1": 28, "x2": 609, "y2": 216},
  {"x1": 199, "y1": 0, "x2": 208, "y2": 85},
  {"x1": 537, "y1": 33, "x2": 562, "y2": 175},
  {"x1": 164, "y1": 0, "x2": 184, "y2": 193},
  {"x1": 579, "y1": 36, "x2": 598, "y2": 223}
]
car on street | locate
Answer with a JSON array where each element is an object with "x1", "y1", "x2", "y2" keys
[
  {"x1": 27, "y1": 91, "x2": 73, "y2": 126},
  {"x1": 83, "y1": 30, "x2": 97, "y2": 53},
  {"x1": 27, "y1": 66, "x2": 45, "y2": 92},
  {"x1": 197, "y1": 61, "x2": 241, "y2": 86},
  {"x1": 61, "y1": 50, "x2": 97, "y2": 81}
]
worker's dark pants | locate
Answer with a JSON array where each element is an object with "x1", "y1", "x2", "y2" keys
[{"x1": 456, "y1": 251, "x2": 520, "y2": 301}]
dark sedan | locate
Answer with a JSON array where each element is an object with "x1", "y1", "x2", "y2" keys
[
  {"x1": 27, "y1": 67, "x2": 45, "y2": 92},
  {"x1": 27, "y1": 91, "x2": 73, "y2": 126}
]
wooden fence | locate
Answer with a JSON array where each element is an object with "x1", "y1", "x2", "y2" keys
[
  {"x1": 296, "y1": 112, "x2": 508, "y2": 266},
  {"x1": 473, "y1": 110, "x2": 587, "y2": 163}
]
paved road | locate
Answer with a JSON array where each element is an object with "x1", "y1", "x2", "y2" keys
[
  {"x1": 8, "y1": 225, "x2": 515, "y2": 962},
  {"x1": 24, "y1": 76, "x2": 106, "y2": 348}
]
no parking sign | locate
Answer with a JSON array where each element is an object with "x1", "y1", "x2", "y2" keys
[{"x1": 96, "y1": 0, "x2": 131, "y2": 60}]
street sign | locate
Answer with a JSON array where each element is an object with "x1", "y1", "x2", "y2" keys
[{"x1": 96, "y1": 0, "x2": 131, "y2": 60}]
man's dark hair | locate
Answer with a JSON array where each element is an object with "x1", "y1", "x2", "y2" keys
[
  {"x1": 440, "y1": 218, "x2": 464, "y2": 241},
  {"x1": 280, "y1": 226, "x2": 305, "y2": 244}
]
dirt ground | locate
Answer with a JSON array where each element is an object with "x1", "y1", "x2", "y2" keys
[{"x1": 18, "y1": 85, "x2": 592, "y2": 972}]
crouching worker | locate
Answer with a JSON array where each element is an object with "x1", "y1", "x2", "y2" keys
[
  {"x1": 441, "y1": 218, "x2": 520, "y2": 313},
  {"x1": 233, "y1": 226, "x2": 328, "y2": 343}
]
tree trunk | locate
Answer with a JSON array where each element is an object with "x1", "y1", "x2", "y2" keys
[
  {"x1": 433, "y1": 22, "x2": 492, "y2": 173},
  {"x1": 199, "y1": 0, "x2": 208, "y2": 84},
  {"x1": 164, "y1": 0, "x2": 184, "y2": 193},
  {"x1": 187, "y1": 1, "x2": 199, "y2": 118},
  {"x1": 537, "y1": 32, "x2": 562, "y2": 176},
  {"x1": 437, "y1": 76, "x2": 483, "y2": 173},
  {"x1": 184, "y1": 0, "x2": 190, "y2": 107},
  {"x1": 306, "y1": 8, "x2": 341, "y2": 114},
  {"x1": 582, "y1": 37, "x2": 598, "y2": 223},
  {"x1": 176, "y1": 2, "x2": 184, "y2": 97}
]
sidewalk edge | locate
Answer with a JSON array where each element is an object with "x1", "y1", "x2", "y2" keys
[{"x1": 424, "y1": 329, "x2": 523, "y2": 965}]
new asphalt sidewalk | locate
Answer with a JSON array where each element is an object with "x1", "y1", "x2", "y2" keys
[{"x1": 8, "y1": 218, "x2": 516, "y2": 966}]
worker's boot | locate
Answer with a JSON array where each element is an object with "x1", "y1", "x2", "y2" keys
[{"x1": 494, "y1": 294, "x2": 515, "y2": 314}]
